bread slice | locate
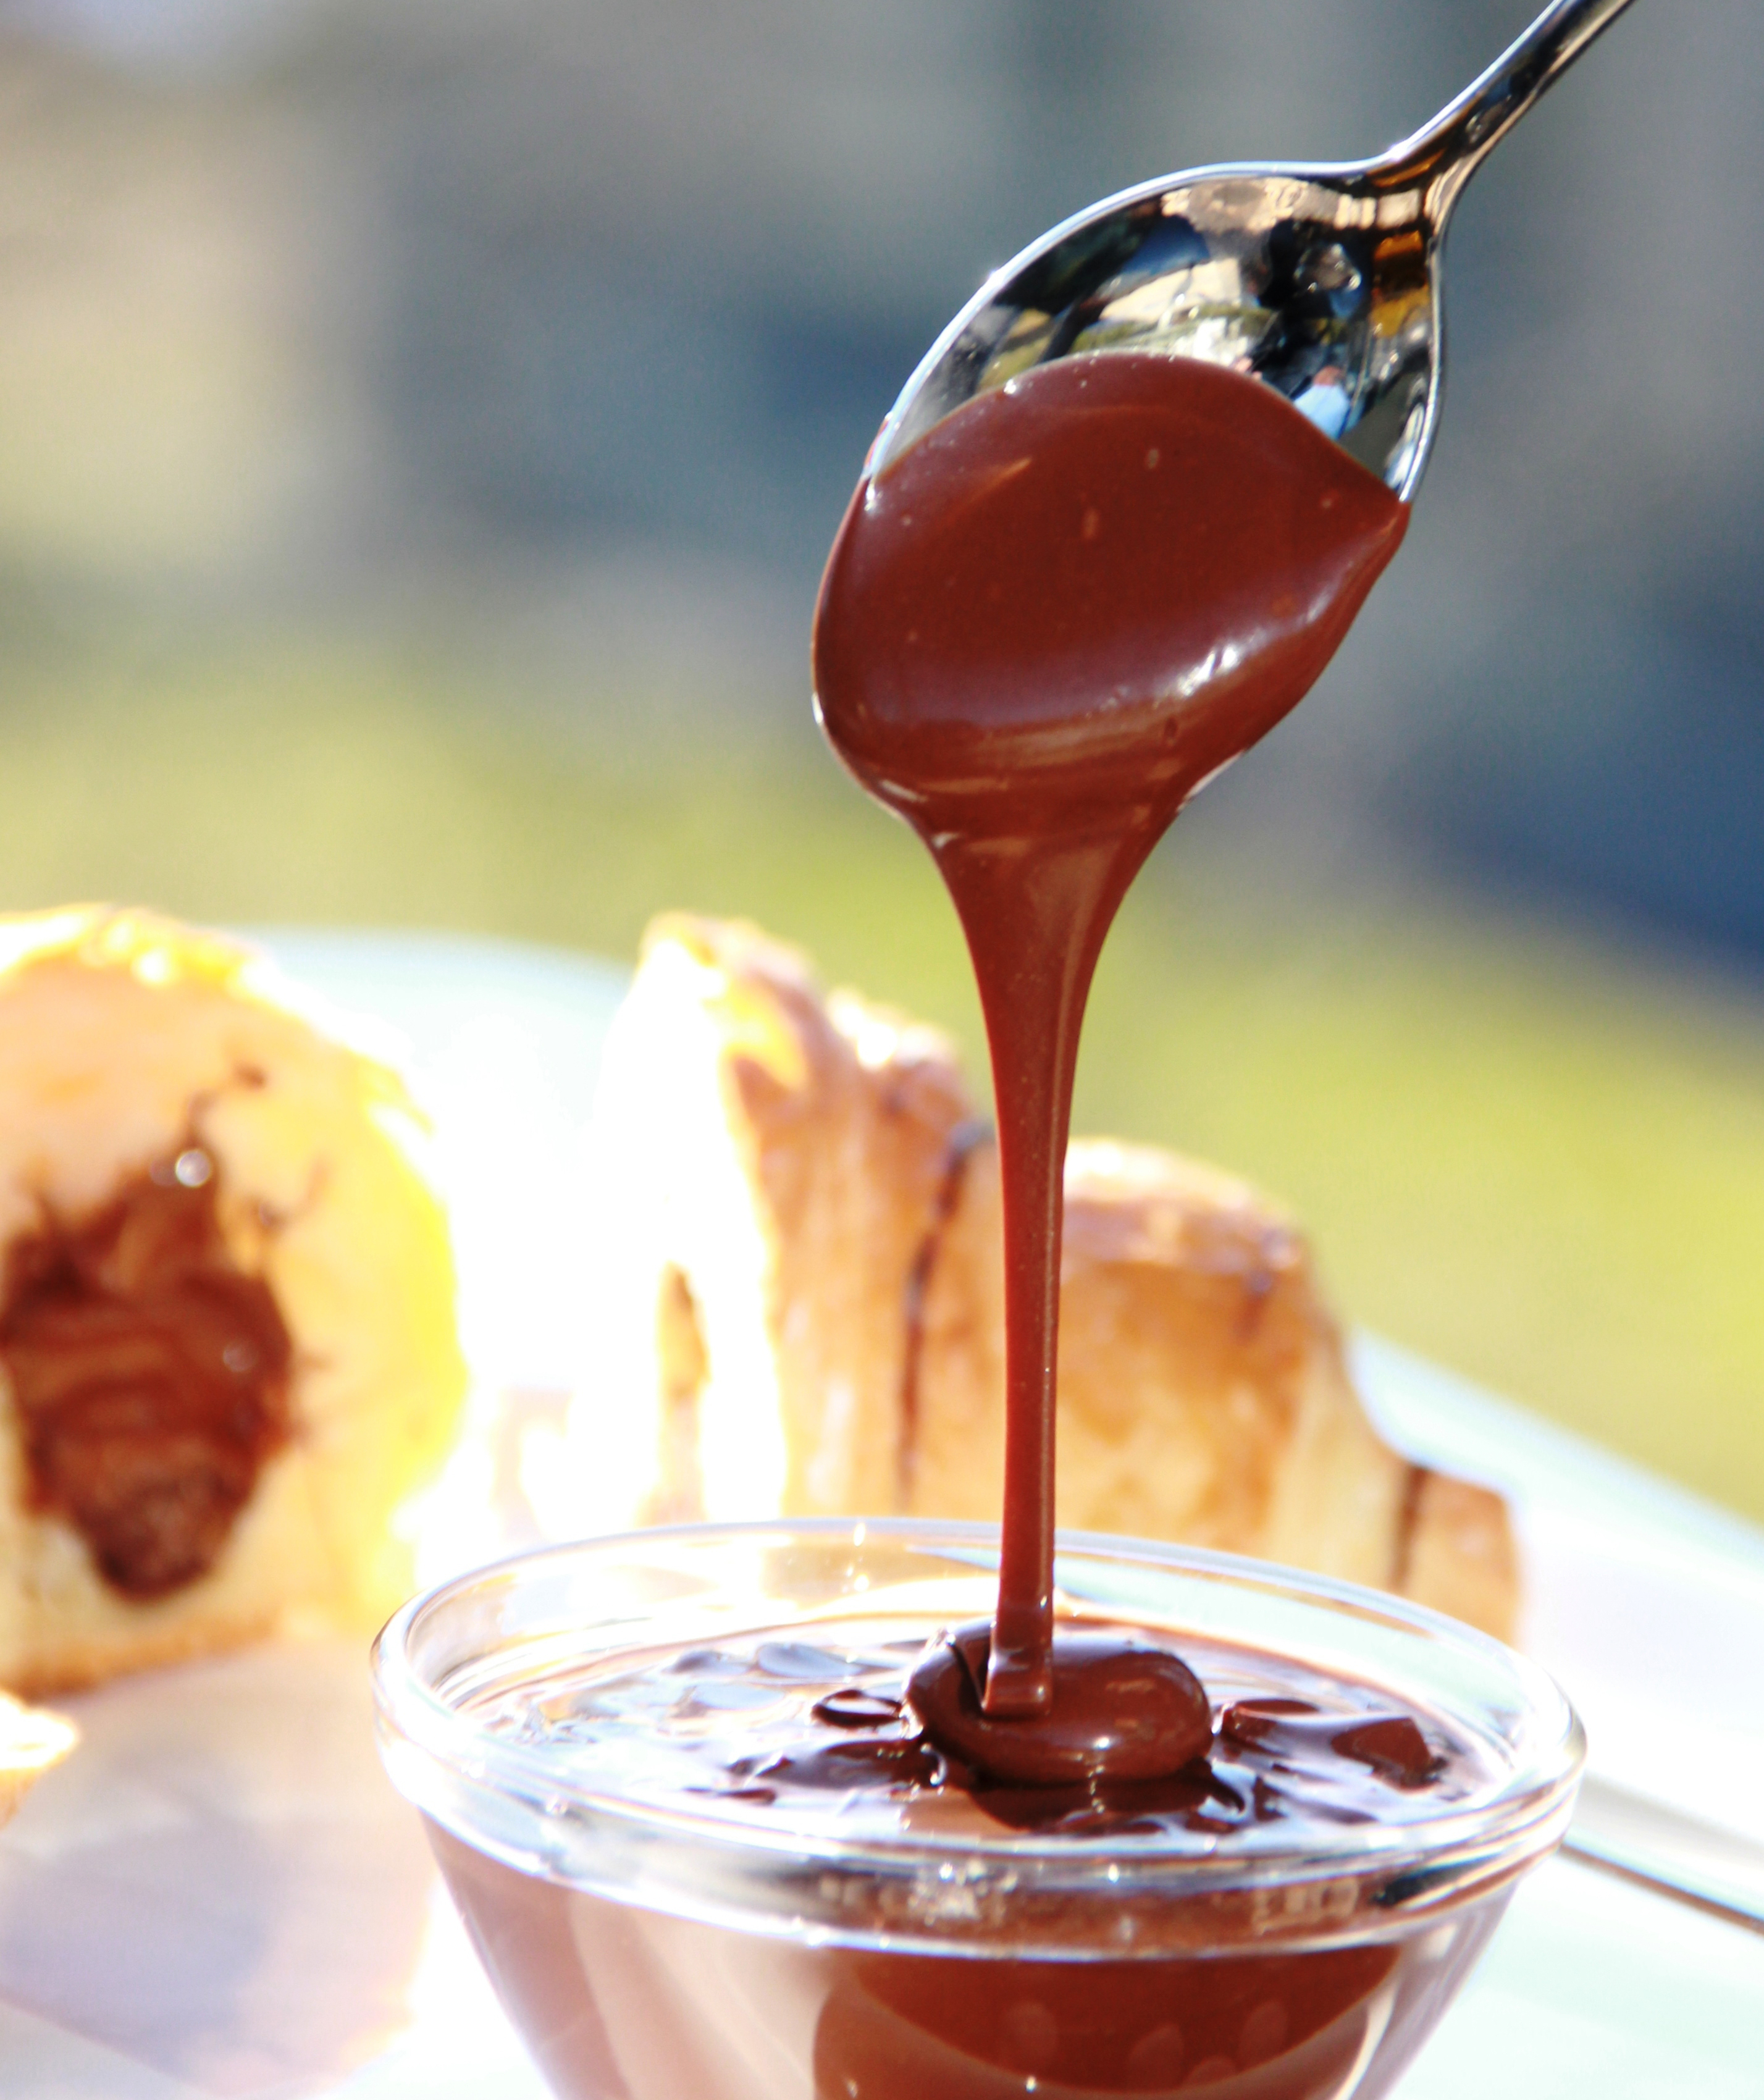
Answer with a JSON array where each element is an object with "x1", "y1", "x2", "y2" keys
[
  {"x1": 0, "y1": 907, "x2": 468, "y2": 1694},
  {"x1": 576, "y1": 915, "x2": 1518, "y2": 1641}
]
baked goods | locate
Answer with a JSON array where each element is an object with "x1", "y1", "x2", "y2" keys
[
  {"x1": 0, "y1": 1689, "x2": 75, "y2": 1823},
  {"x1": 579, "y1": 915, "x2": 1518, "y2": 1640},
  {"x1": 910, "y1": 1135, "x2": 1517, "y2": 1626},
  {"x1": 0, "y1": 907, "x2": 468, "y2": 1694},
  {"x1": 582, "y1": 914, "x2": 972, "y2": 1532}
]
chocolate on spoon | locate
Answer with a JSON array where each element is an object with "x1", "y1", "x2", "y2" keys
[{"x1": 816, "y1": 0, "x2": 1639, "y2": 1737}]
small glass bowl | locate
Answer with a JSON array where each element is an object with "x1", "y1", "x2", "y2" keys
[{"x1": 374, "y1": 1520, "x2": 1582, "y2": 2100}]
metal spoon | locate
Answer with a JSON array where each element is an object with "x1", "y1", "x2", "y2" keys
[{"x1": 869, "y1": 0, "x2": 1637, "y2": 498}]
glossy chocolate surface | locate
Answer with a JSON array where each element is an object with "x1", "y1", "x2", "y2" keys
[
  {"x1": 814, "y1": 352, "x2": 1407, "y2": 1747},
  {"x1": 469, "y1": 1617, "x2": 1484, "y2": 1852},
  {"x1": 907, "y1": 1619, "x2": 1212, "y2": 1787},
  {"x1": 436, "y1": 1613, "x2": 1505, "y2": 2100}
]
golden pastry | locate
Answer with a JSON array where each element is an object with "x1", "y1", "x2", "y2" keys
[
  {"x1": 0, "y1": 1689, "x2": 76, "y2": 1824},
  {"x1": 579, "y1": 915, "x2": 1518, "y2": 1641},
  {"x1": 910, "y1": 1135, "x2": 1517, "y2": 1632},
  {"x1": 0, "y1": 907, "x2": 468, "y2": 1694},
  {"x1": 579, "y1": 914, "x2": 972, "y2": 1531}
]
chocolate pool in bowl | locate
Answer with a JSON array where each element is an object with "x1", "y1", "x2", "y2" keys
[{"x1": 372, "y1": 1522, "x2": 1582, "y2": 2100}]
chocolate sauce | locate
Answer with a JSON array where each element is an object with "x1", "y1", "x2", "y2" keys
[
  {"x1": 431, "y1": 1818, "x2": 1512, "y2": 2100},
  {"x1": 472, "y1": 1621, "x2": 1480, "y2": 1850},
  {"x1": 813, "y1": 353, "x2": 1406, "y2": 1757},
  {"x1": 439, "y1": 1622, "x2": 1497, "y2": 2100},
  {"x1": 908, "y1": 1620, "x2": 1211, "y2": 1787},
  {"x1": 810, "y1": 1933, "x2": 1409, "y2": 2100},
  {"x1": 0, "y1": 1141, "x2": 293, "y2": 1597}
]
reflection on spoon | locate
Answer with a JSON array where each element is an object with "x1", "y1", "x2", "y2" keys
[{"x1": 871, "y1": 0, "x2": 1638, "y2": 500}]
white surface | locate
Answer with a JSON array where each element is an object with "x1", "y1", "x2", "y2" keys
[
  {"x1": 0, "y1": 931, "x2": 1758, "y2": 2100},
  {"x1": 1356, "y1": 1337, "x2": 1764, "y2": 1854}
]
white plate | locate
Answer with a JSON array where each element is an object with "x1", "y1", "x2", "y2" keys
[{"x1": 0, "y1": 933, "x2": 1758, "y2": 2100}]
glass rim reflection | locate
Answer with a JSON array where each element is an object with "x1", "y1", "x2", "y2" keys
[{"x1": 373, "y1": 1518, "x2": 1584, "y2": 1957}]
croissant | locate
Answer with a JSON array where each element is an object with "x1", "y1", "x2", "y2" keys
[
  {"x1": 0, "y1": 908, "x2": 468, "y2": 1694},
  {"x1": 575, "y1": 916, "x2": 1518, "y2": 1641}
]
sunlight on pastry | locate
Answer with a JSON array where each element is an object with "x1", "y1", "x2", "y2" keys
[{"x1": 0, "y1": 1687, "x2": 77, "y2": 1824}]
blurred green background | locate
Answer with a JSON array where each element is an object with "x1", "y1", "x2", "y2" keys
[{"x1": 1, "y1": 3, "x2": 1760, "y2": 1522}]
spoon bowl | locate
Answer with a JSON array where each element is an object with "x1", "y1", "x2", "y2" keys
[{"x1": 870, "y1": 0, "x2": 1636, "y2": 499}]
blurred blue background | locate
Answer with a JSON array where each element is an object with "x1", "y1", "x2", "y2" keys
[{"x1": 0, "y1": 0, "x2": 1760, "y2": 1516}]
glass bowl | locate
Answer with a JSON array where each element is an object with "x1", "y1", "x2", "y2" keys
[{"x1": 373, "y1": 1519, "x2": 1582, "y2": 2100}]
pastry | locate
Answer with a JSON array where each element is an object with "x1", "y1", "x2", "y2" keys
[
  {"x1": 909, "y1": 1136, "x2": 1516, "y2": 1626},
  {"x1": 0, "y1": 907, "x2": 468, "y2": 1694},
  {"x1": 579, "y1": 914, "x2": 972, "y2": 1532},
  {"x1": 0, "y1": 1689, "x2": 76, "y2": 1824},
  {"x1": 577, "y1": 915, "x2": 1518, "y2": 1640}
]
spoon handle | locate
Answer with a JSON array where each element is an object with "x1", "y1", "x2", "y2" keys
[
  {"x1": 1564, "y1": 1774, "x2": 1764, "y2": 1938},
  {"x1": 1390, "y1": 0, "x2": 1639, "y2": 220}
]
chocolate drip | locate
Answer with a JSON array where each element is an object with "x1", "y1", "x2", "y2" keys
[
  {"x1": 815, "y1": 352, "x2": 1406, "y2": 1771},
  {"x1": 0, "y1": 1135, "x2": 293, "y2": 1597},
  {"x1": 907, "y1": 1619, "x2": 1211, "y2": 1786}
]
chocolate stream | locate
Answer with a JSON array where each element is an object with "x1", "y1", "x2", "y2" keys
[{"x1": 815, "y1": 351, "x2": 1406, "y2": 1776}]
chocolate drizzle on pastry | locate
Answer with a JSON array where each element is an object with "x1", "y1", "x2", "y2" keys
[
  {"x1": 897, "y1": 1117, "x2": 991, "y2": 1508},
  {"x1": 0, "y1": 1132, "x2": 293, "y2": 1598},
  {"x1": 1390, "y1": 1463, "x2": 1432, "y2": 1597}
]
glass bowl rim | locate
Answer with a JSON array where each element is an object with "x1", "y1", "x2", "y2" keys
[{"x1": 374, "y1": 1517, "x2": 1585, "y2": 1954}]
